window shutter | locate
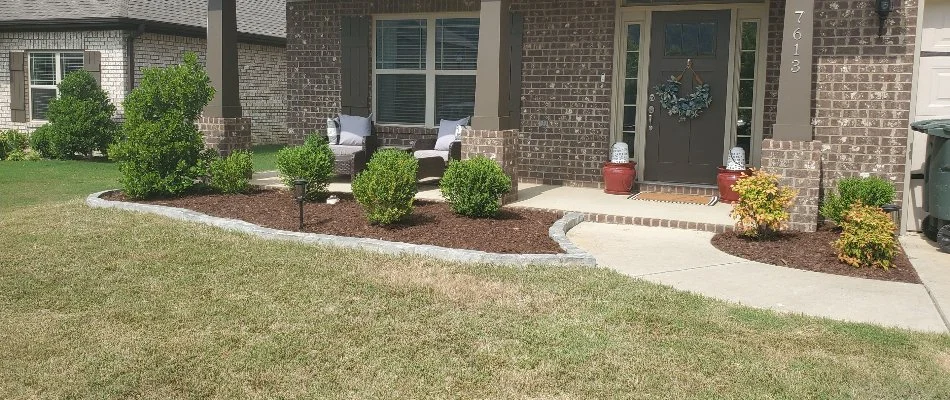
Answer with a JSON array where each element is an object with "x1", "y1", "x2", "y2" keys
[
  {"x1": 83, "y1": 51, "x2": 101, "y2": 85},
  {"x1": 509, "y1": 13, "x2": 523, "y2": 130},
  {"x1": 341, "y1": 16, "x2": 371, "y2": 116},
  {"x1": 9, "y1": 52, "x2": 26, "y2": 123}
]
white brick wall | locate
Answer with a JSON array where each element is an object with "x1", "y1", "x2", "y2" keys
[
  {"x1": 0, "y1": 30, "x2": 128, "y2": 132},
  {"x1": 134, "y1": 33, "x2": 287, "y2": 145}
]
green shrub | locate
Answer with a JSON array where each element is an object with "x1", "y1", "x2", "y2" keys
[
  {"x1": 5, "y1": 149, "x2": 26, "y2": 161},
  {"x1": 834, "y1": 202, "x2": 898, "y2": 269},
  {"x1": 730, "y1": 169, "x2": 797, "y2": 239},
  {"x1": 109, "y1": 52, "x2": 215, "y2": 199},
  {"x1": 209, "y1": 151, "x2": 253, "y2": 194},
  {"x1": 352, "y1": 149, "x2": 418, "y2": 225},
  {"x1": 28, "y1": 125, "x2": 55, "y2": 159},
  {"x1": 820, "y1": 176, "x2": 896, "y2": 225},
  {"x1": 275, "y1": 136, "x2": 335, "y2": 201},
  {"x1": 440, "y1": 156, "x2": 512, "y2": 218},
  {"x1": 1, "y1": 129, "x2": 28, "y2": 152},
  {"x1": 38, "y1": 70, "x2": 117, "y2": 159}
]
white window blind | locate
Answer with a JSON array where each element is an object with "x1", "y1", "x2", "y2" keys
[
  {"x1": 375, "y1": 16, "x2": 479, "y2": 127},
  {"x1": 29, "y1": 51, "x2": 84, "y2": 120}
]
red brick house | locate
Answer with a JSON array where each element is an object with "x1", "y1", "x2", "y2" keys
[{"x1": 280, "y1": 0, "x2": 942, "y2": 233}]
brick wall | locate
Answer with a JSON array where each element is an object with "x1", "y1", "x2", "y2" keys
[
  {"x1": 134, "y1": 33, "x2": 288, "y2": 145},
  {"x1": 763, "y1": 0, "x2": 918, "y2": 204},
  {"x1": 761, "y1": 139, "x2": 823, "y2": 232},
  {"x1": 0, "y1": 30, "x2": 127, "y2": 132},
  {"x1": 287, "y1": 0, "x2": 616, "y2": 187}
]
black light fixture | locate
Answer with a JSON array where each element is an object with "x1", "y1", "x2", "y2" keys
[
  {"x1": 293, "y1": 179, "x2": 309, "y2": 231},
  {"x1": 876, "y1": 0, "x2": 894, "y2": 37}
]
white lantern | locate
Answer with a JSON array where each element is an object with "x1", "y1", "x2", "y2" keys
[
  {"x1": 611, "y1": 142, "x2": 630, "y2": 163},
  {"x1": 327, "y1": 117, "x2": 339, "y2": 144},
  {"x1": 726, "y1": 147, "x2": 746, "y2": 170}
]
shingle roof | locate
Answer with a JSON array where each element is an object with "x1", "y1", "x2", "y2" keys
[{"x1": 0, "y1": 0, "x2": 285, "y2": 38}]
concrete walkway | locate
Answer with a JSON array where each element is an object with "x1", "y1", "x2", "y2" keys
[{"x1": 569, "y1": 222, "x2": 950, "y2": 333}]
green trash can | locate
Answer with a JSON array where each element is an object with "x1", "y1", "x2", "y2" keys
[{"x1": 911, "y1": 119, "x2": 950, "y2": 252}]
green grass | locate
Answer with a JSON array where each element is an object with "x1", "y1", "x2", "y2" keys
[
  {"x1": 251, "y1": 144, "x2": 285, "y2": 172},
  {"x1": 2, "y1": 161, "x2": 950, "y2": 398},
  {"x1": 0, "y1": 159, "x2": 119, "y2": 211}
]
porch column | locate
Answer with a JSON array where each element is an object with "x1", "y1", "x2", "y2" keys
[
  {"x1": 200, "y1": 0, "x2": 252, "y2": 155},
  {"x1": 772, "y1": 0, "x2": 815, "y2": 141},
  {"x1": 763, "y1": 0, "x2": 821, "y2": 232},
  {"x1": 472, "y1": 0, "x2": 512, "y2": 131}
]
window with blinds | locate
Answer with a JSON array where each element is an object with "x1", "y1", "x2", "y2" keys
[
  {"x1": 375, "y1": 16, "x2": 479, "y2": 126},
  {"x1": 29, "y1": 52, "x2": 84, "y2": 120}
]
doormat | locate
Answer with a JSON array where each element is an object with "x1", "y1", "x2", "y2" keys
[{"x1": 630, "y1": 192, "x2": 719, "y2": 206}]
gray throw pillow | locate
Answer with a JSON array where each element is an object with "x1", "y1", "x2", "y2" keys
[
  {"x1": 338, "y1": 113, "x2": 373, "y2": 146},
  {"x1": 435, "y1": 117, "x2": 468, "y2": 151}
]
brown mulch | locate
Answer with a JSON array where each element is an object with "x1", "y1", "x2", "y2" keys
[
  {"x1": 102, "y1": 190, "x2": 564, "y2": 254},
  {"x1": 711, "y1": 227, "x2": 921, "y2": 284}
]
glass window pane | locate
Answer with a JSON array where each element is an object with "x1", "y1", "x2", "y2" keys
[
  {"x1": 624, "y1": 79, "x2": 638, "y2": 105},
  {"x1": 622, "y1": 131, "x2": 636, "y2": 156},
  {"x1": 30, "y1": 53, "x2": 56, "y2": 85},
  {"x1": 31, "y1": 88, "x2": 57, "y2": 120},
  {"x1": 742, "y1": 21, "x2": 758, "y2": 51},
  {"x1": 740, "y1": 52, "x2": 756, "y2": 80},
  {"x1": 739, "y1": 79, "x2": 754, "y2": 108},
  {"x1": 435, "y1": 75, "x2": 476, "y2": 121},
  {"x1": 60, "y1": 53, "x2": 85, "y2": 78},
  {"x1": 376, "y1": 19, "x2": 427, "y2": 70},
  {"x1": 698, "y1": 23, "x2": 716, "y2": 56},
  {"x1": 665, "y1": 23, "x2": 683, "y2": 56},
  {"x1": 682, "y1": 23, "x2": 699, "y2": 56},
  {"x1": 737, "y1": 108, "x2": 753, "y2": 138},
  {"x1": 623, "y1": 105, "x2": 637, "y2": 131},
  {"x1": 436, "y1": 18, "x2": 479, "y2": 70},
  {"x1": 627, "y1": 25, "x2": 640, "y2": 52},
  {"x1": 737, "y1": 136, "x2": 752, "y2": 162},
  {"x1": 376, "y1": 74, "x2": 426, "y2": 124}
]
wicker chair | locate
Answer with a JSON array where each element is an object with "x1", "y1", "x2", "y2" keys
[
  {"x1": 329, "y1": 124, "x2": 379, "y2": 179},
  {"x1": 411, "y1": 138, "x2": 462, "y2": 181}
]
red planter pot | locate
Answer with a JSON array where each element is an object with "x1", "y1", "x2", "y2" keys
[
  {"x1": 717, "y1": 167, "x2": 751, "y2": 204},
  {"x1": 603, "y1": 162, "x2": 637, "y2": 195}
]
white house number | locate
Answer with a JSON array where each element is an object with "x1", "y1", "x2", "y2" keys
[{"x1": 791, "y1": 10, "x2": 805, "y2": 73}]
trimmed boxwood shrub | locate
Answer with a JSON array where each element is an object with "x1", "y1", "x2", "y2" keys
[
  {"x1": 440, "y1": 156, "x2": 512, "y2": 218},
  {"x1": 209, "y1": 151, "x2": 253, "y2": 194},
  {"x1": 275, "y1": 135, "x2": 335, "y2": 201},
  {"x1": 820, "y1": 176, "x2": 896, "y2": 226},
  {"x1": 109, "y1": 53, "x2": 215, "y2": 199},
  {"x1": 834, "y1": 202, "x2": 898, "y2": 269},
  {"x1": 352, "y1": 149, "x2": 418, "y2": 225},
  {"x1": 35, "y1": 70, "x2": 117, "y2": 159},
  {"x1": 1, "y1": 129, "x2": 28, "y2": 160}
]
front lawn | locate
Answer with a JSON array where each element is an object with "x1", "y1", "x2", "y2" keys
[
  {"x1": 2, "y1": 161, "x2": 950, "y2": 398},
  {"x1": 251, "y1": 144, "x2": 284, "y2": 172}
]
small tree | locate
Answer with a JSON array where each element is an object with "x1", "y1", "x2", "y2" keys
[
  {"x1": 34, "y1": 70, "x2": 117, "y2": 159},
  {"x1": 109, "y1": 52, "x2": 215, "y2": 199}
]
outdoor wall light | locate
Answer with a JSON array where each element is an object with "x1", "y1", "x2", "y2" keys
[
  {"x1": 876, "y1": 0, "x2": 894, "y2": 37},
  {"x1": 293, "y1": 179, "x2": 309, "y2": 231}
]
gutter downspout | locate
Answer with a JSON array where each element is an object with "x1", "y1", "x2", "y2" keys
[{"x1": 127, "y1": 24, "x2": 145, "y2": 94}]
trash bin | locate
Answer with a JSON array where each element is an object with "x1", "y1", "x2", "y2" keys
[{"x1": 910, "y1": 119, "x2": 950, "y2": 252}]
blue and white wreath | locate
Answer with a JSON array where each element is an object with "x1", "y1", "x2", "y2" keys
[{"x1": 652, "y1": 77, "x2": 712, "y2": 122}]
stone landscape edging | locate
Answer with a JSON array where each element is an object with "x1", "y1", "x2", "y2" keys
[{"x1": 86, "y1": 190, "x2": 597, "y2": 267}]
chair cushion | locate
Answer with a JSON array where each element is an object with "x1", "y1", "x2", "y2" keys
[
  {"x1": 329, "y1": 145, "x2": 363, "y2": 157},
  {"x1": 435, "y1": 117, "x2": 469, "y2": 151},
  {"x1": 338, "y1": 113, "x2": 373, "y2": 146},
  {"x1": 414, "y1": 150, "x2": 450, "y2": 162}
]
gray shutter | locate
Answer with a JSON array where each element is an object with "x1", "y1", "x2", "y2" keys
[
  {"x1": 508, "y1": 13, "x2": 523, "y2": 130},
  {"x1": 9, "y1": 52, "x2": 27, "y2": 123},
  {"x1": 341, "y1": 16, "x2": 371, "y2": 116},
  {"x1": 83, "y1": 51, "x2": 101, "y2": 85}
]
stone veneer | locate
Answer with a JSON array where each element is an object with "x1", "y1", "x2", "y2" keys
[
  {"x1": 198, "y1": 117, "x2": 253, "y2": 156},
  {"x1": 761, "y1": 139, "x2": 823, "y2": 232},
  {"x1": 763, "y1": 0, "x2": 918, "y2": 206},
  {"x1": 462, "y1": 129, "x2": 520, "y2": 205}
]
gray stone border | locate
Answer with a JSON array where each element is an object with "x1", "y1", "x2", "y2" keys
[{"x1": 86, "y1": 190, "x2": 596, "y2": 267}]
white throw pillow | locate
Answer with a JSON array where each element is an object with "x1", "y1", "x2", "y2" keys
[
  {"x1": 338, "y1": 113, "x2": 373, "y2": 146},
  {"x1": 435, "y1": 117, "x2": 468, "y2": 151}
]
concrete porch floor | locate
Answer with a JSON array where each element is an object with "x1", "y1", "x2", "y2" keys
[{"x1": 251, "y1": 171, "x2": 734, "y2": 232}]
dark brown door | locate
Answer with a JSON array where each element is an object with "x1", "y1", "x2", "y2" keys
[{"x1": 645, "y1": 10, "x2": 731, "y2": 184}]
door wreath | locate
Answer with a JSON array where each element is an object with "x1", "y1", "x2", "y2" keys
[{"x1": 652, "y1": 59, "x2": 712, "y2": 122}]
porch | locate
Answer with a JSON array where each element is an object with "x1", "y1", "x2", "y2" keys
[{"x1": 251, "y1": 172, "x2": 734, "y2": 233}]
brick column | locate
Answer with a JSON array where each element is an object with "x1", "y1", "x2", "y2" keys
[
  {"x1": 202, "y1": 0, "x2": 251, "y2": 155},
  {"x1": 761, "y1": 139, "x2": 823, "y2": 232},
  {"x1": 462, "y1": 129, "x2": 520, "y2": 205},
  {"x1": 198, "y1": 117, "x2": 252, "y2": 156}
]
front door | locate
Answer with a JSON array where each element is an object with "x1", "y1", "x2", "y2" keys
[{"x1": 645, "y1": 10, "x2": 731, "y2": 184}]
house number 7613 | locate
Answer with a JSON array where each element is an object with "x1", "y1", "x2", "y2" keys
[{"x1": 791, "y1": 10, "x2": 805, "y2": 73}]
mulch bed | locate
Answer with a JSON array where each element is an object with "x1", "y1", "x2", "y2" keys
[
  {"x1": 102, "y1": 190, "x2": 564, "y2": 254},
  {"x1": 711, "y1": 227, "x2": 921, "y2": 284}
]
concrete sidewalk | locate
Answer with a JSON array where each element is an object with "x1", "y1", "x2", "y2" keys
[{"x1": 568, "y1": 222, "x2": 950, "y2": 333}]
